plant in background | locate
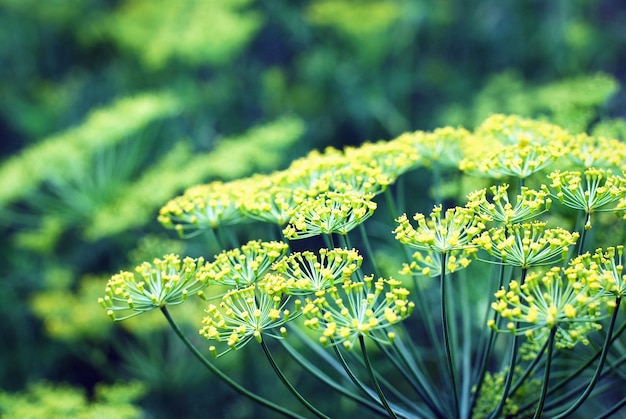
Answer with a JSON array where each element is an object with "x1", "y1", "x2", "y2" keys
[{"x1": 99, "y1": 112, "x2": 626, "y2": 417}]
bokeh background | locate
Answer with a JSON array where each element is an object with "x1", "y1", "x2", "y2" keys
[{"x1": 1, "y1": 0, "x2": 626, "y2": 417}]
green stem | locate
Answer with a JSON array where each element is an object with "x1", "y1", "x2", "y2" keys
[
  {"x1": 358, "y1": 223, "x2": 381, "y2": 278},
  {"x1": 279, "y1": 339, "x2": 389, "y2": 417},
  {"x1": 470, "y1": 263, "x2": 506, "y2": 411},
  {"x1": 553, "y1": 297, "x2": 622, "y2": 418},
  {"x1": 359, "y1": 334, "x2": 398, "y2": 419},
  {"x1": 159, "y1": 307, "x2": 303, "y2": 419},
  {"x1": 489, "y1": 268, "x2": 527, "y2": 419},
  {"x1": 440, "y1": 251, "x2": 460, "y2": 418},
  {"x1": 260, "y1": 339, "x2": 330, "y2": 419},
  {"x1": 533, "y1": 326, "x2": 557, "y2": 419},
  {"x1": 576, "y1": 212, "x2": 591, "y2": 255}
]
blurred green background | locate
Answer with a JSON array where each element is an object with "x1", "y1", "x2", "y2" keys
[{"x1": 1, "y1": 0, "x2": 626, "y2": 417}]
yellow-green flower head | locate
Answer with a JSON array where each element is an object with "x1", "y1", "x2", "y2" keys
[
  {"x1": 398, "y1": 127, "x2": 471, "y2": 169},
  {"x1": 473, "y1": 222, "x2": 579, "y2": 268},
  {"x1": 461, "y1": 114, "x2": 568, "y2": 179},
  {"x1": 318, "y1": 162, "x2": 393, "y2": 195},
  {"x1": 466, "y1": 184, "x2": 551, "y2": 226},
  {"x1": 271, "y1": 248, "x2": 363, "y2": 295},
  {"x1": 158, "y1": 180, "x2": 248, "y2": 237},
  {"x1": 199, "y1": 283, "x2": 299, "y2": 356},
  {"x1": 475, "y1": 114, "x2": 570, "y2": 147},
  {"x1": 401, "y1": 248, "x2": 476, "y2": 278},
  {"x1": 238, "y1": 171, "x2": 311, "y2": 225},
  {"x1": 567, "y1": 246, "x2": 626, "y2": 298},
  {"x1": 99, "y1": 254, "x2": 208, "y2": 321},
  {"x1": 282, "y1": 147, "x2": 351, "y2": 195},
  {"x1": 201, "y1": 240, "x2": 289, "y2": 288},
  {"x1": 548, "y1": 168, "x2": 626, "y2": 229},
  {"x1": 489, "y1": 267, "x2": 605, "y2": 349},
  {"x1": 393, "y1": 205, "x2": 485, "y2": 253},
  {"x1": 345, "y1": 138, "x2": 421, "y2": 179},
  {"x1": 301, "y1": 275, "x2": 414, "y2": 349},
  {"x1": 563, "y1": 132, "x2": 626, "y2": 170},
  {"x1": 283, "y1": 191, "x2": 377, "y2": 239}
]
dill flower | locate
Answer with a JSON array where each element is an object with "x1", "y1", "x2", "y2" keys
[
  {"x1": 271, "y1": 248, "x2": 363, "y2": 294},
  {"x1": 238, "y1": 174, "x2": 309, "y2": 225},
  {"x1": 548, "y1": 168, "x2": 626, "y2": 229},
  {"x1": 461, "y1": 114, "x2": 568, "y2": 179},
  {"x1": 567, "y1": 246, "x2": 626, "y2": 298},
  {"x1": 466, "y1": 184, "x2": 551, "y2": 226},
  {"x1": 398, "y1": 127, "x2": 471, "y2": 169},
  {"x1": 158, "y1": 180, "x2": 248, "y2": 236},
  {"x1": 301, "y1": 275, "x2": 414, "y2": 349},
  {"x1": 563, "y1": 132, "x2": 626, "y2": 170},
  {"x1": 318, "y1": 162, "x2": 393, "y2": 195},
  {"x1": 202, "y1": 240, "x2": 290, "y2": 288},
  {"x1": 199, "y1": 283, "x2": 298, "y2": 356},
  {"x1": 345, "y1": 138, "x2": 421, "y2": 179},
  {"x1": 489, "y1": 267, "x2": 605, "y2": 349},
  {"x1": 473, "y1": 222, "x2": 579, "y2": 268},
  {"x1": 393, "y1": 205, "x2": 485, "y2": 253},
  {"x1": 400, "y1": 248, "x2": 476, "y2": 278},
  {"x1": 283, "y1": 191, "x2": 377, "y2": 239},
  {"x1": 99, "y1": 254, "x2": 208, "y2": 320}
]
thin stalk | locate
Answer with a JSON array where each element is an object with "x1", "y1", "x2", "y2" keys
[
  {"x1": 440, "y1": 251, "x2": 460, "y2": 418},
  {"x1": 533, "y1": 327, "x2": 557, "y2": 419},
  {"x1": 279, "y1": 340, "x2": 389, "y2": 417},
  {"x1": 377, "y1": 340, "x2": 446, "y2": 418},
  {"x1": 597, "y1": 394, "x2": 626, "y2": 419},
  {"x1": 359, "y1": 223, "x2": 381, "y2": 278},
  {"x1": 553, "y1": 297, "x2": 622, "y2": 418},
  {"x1": 260, "y1": 339, "x2": 330, "y2": 419},
  {"x1": 508, "y1": 336, "x2": 550, "y2": 396},
  {"x1": 470, "y1": 262, "x2": 507, "y2": 411},
  {"x1": 331, "y1": 342, "x2": 378, "y2": 404},
  {"x1": 489, "y1": 268, "x2": 528, "y2": 419},
  {"x1": 458, "y1": 268, "x2": 473, "y2": 419},
  {"x1": 160, "y1": 307, "x2": 303, "y2": 419},
  {"x1": 524, "y1": 311, "x2": 626, "y2": 412},
  {"x1": 359, "y1": 334, "x2": 398, "y2": 419},
  {"x1": 576, "y1": 212, "x2": 591, "y2": 255}
]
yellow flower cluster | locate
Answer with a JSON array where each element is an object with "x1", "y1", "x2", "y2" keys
[
  {"x1": 99, "y1": 254, "x2": 208, "y2": 320},
  {"x1": 394, "y1": 205, "x2": 486, "y2": 253},
  {"x1": 199, "y1": 283, "x2": 298, "y2": 356},
  {"x1": 460, "y1": 114, "x2": 569, "y2": 179},
  {"x1": 301, "y1": 275, "x2": 414, "y2": 349},
  {"x1": 568, "y1": 246, "x2": 626, "y2": 298},
  {"x1": 474, "y1": 222, "x2": 579, "y2": 268},
  {"x1": 548, "y1": 168, "x2": 626, "y2": 229},
  {"x1": 489, "y1": 266, "x2": 605, "y2": 349},
  {"x1": 202, "y1": 240, "x2": 289, "y2": 288},
  {"x1": 271, "y1": 248, "x2": 363, "y2": 294},
  {"x1": 466, "y1": 184, "x2": 551, "y2": 226},
  {"x1": 400, "y1": 248, "x2": 476, "y2": 277},
  {"x1": 283, "y1": 191, "x2": 377, "y2": 239}
]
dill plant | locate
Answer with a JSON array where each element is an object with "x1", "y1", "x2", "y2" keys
[{"x1": 102, "y1": 114, "x2": 626, "y2": 418}]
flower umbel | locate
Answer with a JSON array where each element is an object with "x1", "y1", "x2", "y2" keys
[
  {"x1": 489, "y1": 267, "x2": 605, "y2": 349},
  {"x1": 301, "y1": 276, "x2": 414, "y2": 349},
  {"x1": 99, "y1": 254, "x2": 208, "y2": 320},
  {"x1": 199, "y1": 283, "x2": 298, "y2": 356},
  {"x1": 400, "y1": 248, "x2": 476, "y2": 277},
  {"x1": 283, "y1": 191, "x2": 377, "y2": 239},
  {"x1": 466, "y1": 184, "x2": 551, "y2": 226},
  {"x1": 474, "y1": 222, "x2": 579, "y2": 268},
  {"x1": 202, "y1": 240, "x2": 289, "y2": 288},
  {"x1": 394, "y1": 205, "x2": 485, "y2": 253},
  {"x1": 548, "y1": 168, "x2": 626, "y2": 229},
  {"x1": 271, "y1": 248, "x2": 363, "y2": 295}
]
